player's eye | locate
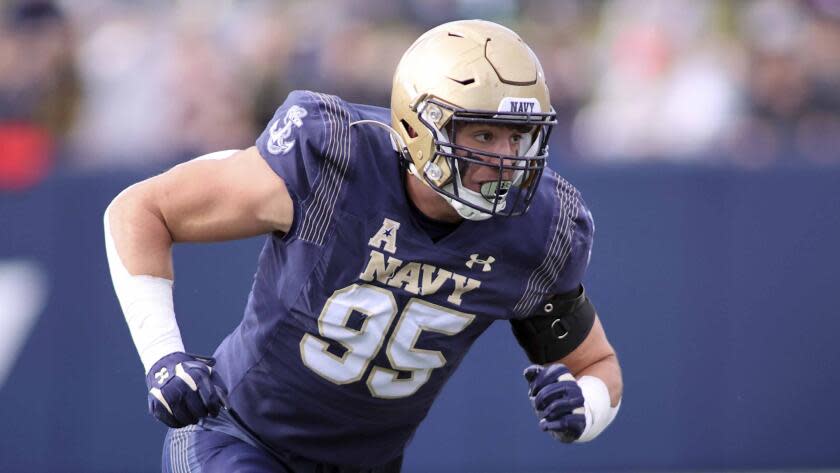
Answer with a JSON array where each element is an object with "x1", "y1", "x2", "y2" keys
[{"x1": 473, "y1": 131, "x2": 493, "y2": 143}]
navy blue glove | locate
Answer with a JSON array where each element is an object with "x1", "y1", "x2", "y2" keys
[
  {"x1": 524, "y1": 363, "x2": 586, "y2": 443},
  {"x1": 145, "y1": 352, "x2": 227, "y2": 428}
]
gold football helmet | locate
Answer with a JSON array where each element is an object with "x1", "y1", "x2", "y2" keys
[{"x1": 391, "y1": 19, "x2": 556, "y2": 220}]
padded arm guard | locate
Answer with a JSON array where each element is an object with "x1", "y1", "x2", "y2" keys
[{"x1": 511, "y1": 285, "x2": 596, "y2": 364}]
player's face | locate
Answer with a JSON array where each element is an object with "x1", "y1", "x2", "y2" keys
[{"x1": 453, "y1": 122, "x2": 532, "y2": 193}]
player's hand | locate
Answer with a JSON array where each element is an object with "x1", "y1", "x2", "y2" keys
[
  {"x1": 145, "y1": 352, "x2": 227, "y2": 428},
  {"x1": 524, "y1": 363, "x2": 586, "y2": 443}
]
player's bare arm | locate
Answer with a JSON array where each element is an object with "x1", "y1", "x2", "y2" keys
[
  {"x1": 107, "y1": 146, "x2": 293, "y2": 278},
  {"x1": 559, "y1": 316, "x2": 622, "y2": 406},
  {"x1": 104, "y1": 146, "x2": 293, "y2": 429},
  {"x1": 516, "y1": 286, "x2": 623, "y2": 444}
]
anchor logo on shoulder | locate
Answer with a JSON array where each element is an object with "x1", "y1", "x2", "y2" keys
[{"x1": 267, "y1": 105, "x2": 308, "y2": 155}]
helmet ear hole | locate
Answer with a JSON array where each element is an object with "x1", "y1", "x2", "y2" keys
[{"x1": 400, "y1": 119, "x2": 418, "y2": 138}]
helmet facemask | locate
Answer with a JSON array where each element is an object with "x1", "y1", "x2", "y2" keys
[{"x1": 411, "y1": 98, "x2": 556, "y2": 220}]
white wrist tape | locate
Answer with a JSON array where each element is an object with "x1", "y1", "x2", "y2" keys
[
  {"x1": 104, "y1": 204, "x2": 184, "y2": 374},
  {"x1": 576, "y1": 375, "x2": 621, "y2": 443}
]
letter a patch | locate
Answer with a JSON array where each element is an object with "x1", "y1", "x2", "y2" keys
[{"x1": 368, "y1": 218, "x2": 401, "y2": 254}]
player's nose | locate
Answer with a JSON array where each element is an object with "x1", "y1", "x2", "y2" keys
[
  {"x1": 478, "y1": 155, "x2": 517, "y2": 181},
  {"x1": 486, "y1": 137, "x2": 518, "y2": 157},
  {"x1": 500, "y1": 162, "x2": 516, "y2": 181}
]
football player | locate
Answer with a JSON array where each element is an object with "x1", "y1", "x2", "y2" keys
[{"x1": 105, "y1": 20, "x2": 622, "y2": 472}]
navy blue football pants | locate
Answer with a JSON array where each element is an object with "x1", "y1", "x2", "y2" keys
[{"x1": 162, "y1": 423, "x2": 403, "y2": 473}]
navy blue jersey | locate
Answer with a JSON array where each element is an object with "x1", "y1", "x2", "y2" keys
[{"x1": 212, "y1": 90, "x2": 594, "y2": 467}]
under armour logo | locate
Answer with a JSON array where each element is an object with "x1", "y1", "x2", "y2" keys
[
  {"x1": 154, "y1": 367, "x2": 170, "y2": 385},
  {"x1": 267, "y1": 105, "x2": 308, "y2": 155},
  {"x1": 465, "y1": 254, "x2": 495, "y2": 272}
]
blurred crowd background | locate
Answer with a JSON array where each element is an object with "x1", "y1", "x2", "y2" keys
[{"x1": 1, "y1": 0, "x2": 839, "y2": 190}]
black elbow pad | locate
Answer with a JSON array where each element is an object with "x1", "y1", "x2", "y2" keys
[{"x1": 510, "y1": 285, "x2": 596, "y2": 364}]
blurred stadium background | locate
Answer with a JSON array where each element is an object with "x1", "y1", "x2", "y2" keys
[{"x1": 1, "y1": 0, "x2": 839, "y2": 472}]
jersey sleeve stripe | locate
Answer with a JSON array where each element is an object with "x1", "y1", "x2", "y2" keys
[
  {"x1": 313, "y1": 93, "x2": 352, "y2": 242},
  {"x1": 309, "y1": 93, "x2": 351, "y2": 243},
  {"x1": 513, "y1": 181, "x2": 574, "y2": 316},
  {"x1": 529, "y1": 178, "x2": 579, "y2": 310},
  {"x1": 527, "y1": 180, "x2": 578, "y2": 312},
  {"x1": 299, "y1": 91, "x2": 338, "y2": 244},
  {"x1": 298, "y1": 92, "x2": 352, "y2": 246},
  {"x1": 513, "y1": 178, "x2": 581, "y2": 317},
  {"x1": 298, "y1": 91, "x2": 339, "y2": 244},
  {"x1": 513, "y1": 191, "x2": 567, "y2": 315}
]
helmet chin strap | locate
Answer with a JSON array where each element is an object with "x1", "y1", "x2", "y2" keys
[{"x1": 448, "y1": 197, "x2": 494, "y2": 221}]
